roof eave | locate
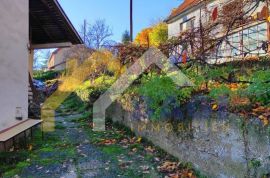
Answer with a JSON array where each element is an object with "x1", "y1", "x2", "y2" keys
[
  {"x1": 53, "y1": 0, "x2": 83, "y2": 44},
  {"x1": 30, "y1": 0, "x2": 84, "y2": 45},
  {"x1": 165, "y1": 1, "x2": 203, "y2": 24}
]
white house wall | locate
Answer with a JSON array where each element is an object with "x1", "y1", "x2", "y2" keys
[
  {"x1": 168, "y1": 7, "x2": 201, "y2": 38},
  {"x1": 48, "y1": 48, "x2": 70, "y2": 71},
  {"x1": 167, "y1": 0, "x2": 268, "y2": 63},
  {"x1": 54, "y1": 49, "x2": 69, "y2": 71},
  {"x1": 0, "y1": 0, "x2": 29, "y2": 132},
  {"x1": 168, "y1": 0, "x2": 225, "y2": 38},
  {"x1": 168, "y1": 0, "x2": 267, "y2": 38}
]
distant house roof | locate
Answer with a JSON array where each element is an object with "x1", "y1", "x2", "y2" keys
[
  {"x1": 166, "y1": 0, "x2": 201, "y2": 23},
  {"x1": 47, "y1": 45, "x2": 94, "y2": 70},
  {"x1": 30, "y1": 0, "x2": 83, "y2": 45},
  {"x1": 47, "y1": 48, "x2": 63, "y2": 67},
  {"x1": 51, "y1": 48, "x2": 62, "y2": 56}
]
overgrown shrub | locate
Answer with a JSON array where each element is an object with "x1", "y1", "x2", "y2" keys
[
  {"x1": 205, "y1": 65, "x2": 234, "y2": 81},
  {"x1": 33, "y1": 70, "x2": 60, "y2": 81},
  {"x1": 75, "y1": 81, "x2": 91, "y2": 102},
  {"x1": 75, "y1": 75, "x2": 116, "y2": 103},
  {"x1": 137, "y1": 75, "x2": 193, "y2": 120},
  {"x1": 246, "y1": 70, "x2": 270, "y2": 105},
  {"x1": 209, "y1": 84, "x2": 232, "y2": 100},
  {"x1": 58, "y1": 50, "x2": 121, "y2": 103}
]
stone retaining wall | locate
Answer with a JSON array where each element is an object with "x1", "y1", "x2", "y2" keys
[{"x1": 108, "y1": 101, "x2": 270, "y2": 177}]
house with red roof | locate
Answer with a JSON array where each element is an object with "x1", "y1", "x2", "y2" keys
[
  {"x1": 166, "y1": 0, "x2": 201, "y2": 37},
  {"x1": 166, "y1": 0, "x2": 270, "y2": 62},
  {"x1": 47, "y1": 48, "x2": 70, "y2": 71},
  {"x1": 47, "y1": 45, "x2": 94, "y2": 71}
]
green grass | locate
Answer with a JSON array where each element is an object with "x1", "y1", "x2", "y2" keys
[
  {"x1": 39, "y1": 147, "x2": 54, "y2": 153},
  {"x1": 1, "y1": 158, "x2": 31, "y2": 177},
  {"x1": 121, "y1": 168, "x2": 142, "y2": 178},
  {"x1": 55, "y1": 124, "x2": 66, "y2": 130},
  {"x1": 102, "y1": 145, "x2": 124, "y2": 155},
  {"x1": 58, "y1": 93, "x2": 88, "y2": 114},
  {"x1": 0, "y1": 126, "x2": 78, "y2": 177}
]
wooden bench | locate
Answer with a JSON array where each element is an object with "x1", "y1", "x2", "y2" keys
[{"x1": 0, "y1": 119, "x2": 43, "y2": 151}]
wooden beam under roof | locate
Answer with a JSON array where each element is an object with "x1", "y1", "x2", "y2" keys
[
  {"x1": 30, "y1": 11, "x2": 55, "y2": 42},
  {"x1": 30, "y1": 42, "x2": 72, "y2": 49}
]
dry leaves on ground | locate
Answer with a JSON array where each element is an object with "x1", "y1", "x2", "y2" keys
[
  {"x1": 252, "y1": 106, "x2": 270, "y2": 126},
  {"x1": 118, "y1": 161, "x2": 133, "y2": 169},
  {"x1": 99, "y1": 139, "x2": 117, "y2": 145},
  {"x1": 158, "y1": 161, "x2": 196, "y2": 178},
  {"x1": 145, "y1": 146, "x2": 155, "y2": 153},
  {"x1": 136, "y1": 137, "x2": 142, "y2": 143},
  {"x1": 211, "y1": 103, "x2": 218, "y2": 111},
  {"x1": 228, "y1": 83, "x2": 239, "y2": 91},
  {"x1": 158, "y1": 161, "x2": 179, "y2": 173},
  {"x1": 140, "y1": 165, "x2": 150, "y2": 174},
  {"x1": 166, "y1": 170, "x2": 195, "y2": 178},
  {"x1": 252, "y1": 106, "x2": 270, "y2": 114}
]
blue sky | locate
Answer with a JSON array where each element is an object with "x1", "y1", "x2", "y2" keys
[{"x1": 58, "y1": 0, "x2": 182, "y2": 42}]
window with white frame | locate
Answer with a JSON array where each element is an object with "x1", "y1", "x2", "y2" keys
[
  {"x1": 180, "y1": 17, "x2": 195, "y2": 32},
  {"x1": 218, "y1": 23, "x2": 267, "y2": 58}
]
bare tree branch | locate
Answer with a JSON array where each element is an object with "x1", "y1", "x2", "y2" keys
[{"x1": 80, "y1": 19, "x2": 114, "y2": 49}]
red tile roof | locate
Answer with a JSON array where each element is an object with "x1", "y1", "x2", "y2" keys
[{"x1": 167, "y1": 0, "x2": 201, "y2": 22}]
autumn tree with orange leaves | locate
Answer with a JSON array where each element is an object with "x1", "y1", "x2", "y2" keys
[{"x1": 135, "y1": 28, "x2": 153, "y2": 47}]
